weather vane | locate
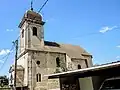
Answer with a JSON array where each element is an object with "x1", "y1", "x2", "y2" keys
[{"x1": 31, "y1": 0, "x2": 33, "y2": 11}]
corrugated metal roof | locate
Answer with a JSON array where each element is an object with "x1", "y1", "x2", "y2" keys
[
  {"x1": 94, "y1": 61, "x2": 120, "y2": 67},
  {"x1": 45, "y1": 61, "x2": 120, "y2": 79}
]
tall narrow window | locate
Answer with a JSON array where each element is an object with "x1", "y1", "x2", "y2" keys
[
  {"x1": 39, "y1": 74, "x2": 41, "y2": 82},
  {"x1": 36, "y1": 74, "x2": 39, "y2": 82},
  {"x1": 36, "y1": 73, "x2": 41, "y2": 82},
  {"x1": 56, "y1": 57, "x2": 60, "y2": 67},
  {"x1": 85, "y1": 59, "x2": 89, "y2": 68},
  {"x1": 33, "y1": 27, "x2": 37, "y2": 36},
  {"x1": 78, "y1": 64, "x2": 81, "y2": 69},
  {"x1": 22, "y1": 29, "x2": 24, "y2": 38}
]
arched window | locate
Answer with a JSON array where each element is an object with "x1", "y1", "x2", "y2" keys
[
  {"x1": 78, "y1": 64, "x2": 81, "y2": 69},
  {"x1": 33, "y1": 27, "x2": 37, "y2": 36},
  {"x1": 36, "y1": 73, "x2": 41, "y2": 82},
  {"x1": 56, "y1": 57, "x2": 60, "y2": 67}
]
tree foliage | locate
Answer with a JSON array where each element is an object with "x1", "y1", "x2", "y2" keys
[{"x1": 0, "y1": 76, "x2": 9, "y2": 87}]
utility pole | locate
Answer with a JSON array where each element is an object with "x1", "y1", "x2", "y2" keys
[{"x1": 13, "y1": 40, "x2": 18, "y2": 90}]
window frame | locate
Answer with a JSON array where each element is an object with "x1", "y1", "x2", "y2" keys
[
  {"x1": 33, "y1": 27, "x2": 37, "y2": 36},
  {"x1": 78, "y1": 64, "x2": 81, "y2": 69},
  {"x1": 56, "y1": 57, "x2": 60, "y2": 67},
  {"x1": 36, "y1": 61, "x2": 40, "y2": 65},
  {"x1": 22, "y1": 29, "x2": 24, "y2": 38},
  {"x1": 36, "y1": 73, "x2": 41, "y2": 82}
]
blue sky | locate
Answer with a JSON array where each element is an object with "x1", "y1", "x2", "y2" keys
[{"x1": 0, "y1": 0, "x2": 120, "y2": 75}]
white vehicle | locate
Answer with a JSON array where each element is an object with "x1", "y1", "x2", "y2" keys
[{"x1": 99, "y1": 77, "x2": 120, "y2": 90}]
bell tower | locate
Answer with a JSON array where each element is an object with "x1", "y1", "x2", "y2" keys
[{"x1": 18, "y1": 10, "x2": 45, "y2": 53}]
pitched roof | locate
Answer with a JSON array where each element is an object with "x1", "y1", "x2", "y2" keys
[
  {"x1": 43, "y1": 41, "x2": 91, "y2": 59},
  {"x1": 19, "y1": 10, "x2": 45, "y2": 28}
]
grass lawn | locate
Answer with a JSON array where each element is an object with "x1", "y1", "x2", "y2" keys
[{"x1": 0, "y1": 85, "x2": 11, "y2": 90}]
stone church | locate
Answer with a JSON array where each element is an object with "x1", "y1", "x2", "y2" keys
[{"x1": 9, "y1": 9, "x2": 93, "y2": 90}]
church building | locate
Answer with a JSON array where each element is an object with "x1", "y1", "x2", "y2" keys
[{"x1": 9, "y1": 9, "x2": 93, "y2": 90}]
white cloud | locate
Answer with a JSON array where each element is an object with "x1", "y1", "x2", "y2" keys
[
  {"x1": 6, "y1": 29, "x2": 13, "y2": 32},
  {"x1": 99, "y1": 26, "x2": 117, "y2": 33},
  {"x1": 0, "y1": 60, "x2": 4, "y2": 63},
  {"x1": 0, "y1": 49, "x2": 11, "y2": 56},
  {"x1": 116, "y1": 45, "x2": 120, "y2": 48}
]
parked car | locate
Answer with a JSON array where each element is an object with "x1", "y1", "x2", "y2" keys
[{"x1": 99, "y1": 77, "x2": 120, "y2": 90}]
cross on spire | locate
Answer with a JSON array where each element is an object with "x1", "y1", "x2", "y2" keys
[{"x1": 31, "y1": 1, "x2": 33, "y2": 11}]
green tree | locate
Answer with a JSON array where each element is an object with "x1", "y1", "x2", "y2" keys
[{"x1": 0, "y1": 76, "x2": 9, "y2": 87}]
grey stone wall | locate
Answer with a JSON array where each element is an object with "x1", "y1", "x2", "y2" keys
[
  {"x1": 16, "y1": 70, "x2": 24, "y2": 87},
  {"x1": 28, "y1": 51, "x2": 66, "y2": 90},
  {"x1": 15, "y1": 50, "x2": 92, "y2": 90},
  {"x1": 17, "y1": 52, "x2": 28, "y2": 86},
  {"x1": 71, "y1": 59, "x2": 87, "y2": 70}
]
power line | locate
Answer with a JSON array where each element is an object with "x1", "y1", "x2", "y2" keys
[
  {"x1": 0, "y1": 45, "x2": 15, "y2": 71},
  {"x1": 0, "y1": 52, "x2": 13, "y2": 61},
  {"x1": 0, "y1": 0, "x2": 49, "y2": 82},
  {"x1": 0, "y1": 45, "x2": 15, "y2": 60},
  {"x1": 14, "y1": 0, "x2": 49, "y2": 41},
  {"x1": 38, "y1": 0, "x2": 49, "y2": 13},
  {"x1": 15, "y1": 0, "x2": 104, "y2": 43}
]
